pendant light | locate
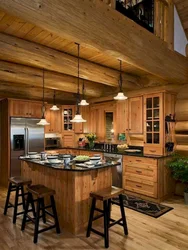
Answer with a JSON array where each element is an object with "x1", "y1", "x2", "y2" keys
[
  {"x1": 78, "y1": 80, "x2": 89, "y2": 106},
  {"x1": 50, "y1": 90, "x2": 60, "y2": 111},
  {"x1": 114, "y1": 60, "x2": 128, "y2": 101},
  {"x1": 37, "y1": 69, "x2": 50, "y2": 126},
  {"x1": 70, "y1": 43, "x2": 86, "y2": 123}
]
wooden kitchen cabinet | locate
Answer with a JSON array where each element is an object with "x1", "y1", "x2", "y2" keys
[
  {"x1": 45, "y1": 105, "x2": 62, "y2": 133},
  {"x1": 122, "y1": 155, "x2": 175, "y2": 201},
  {"x1": 74, "y1": 106, "x2": 91, "y2": 134},
  {"x1": 116, "y1": 97, "x2": 142, "y2": 135},
  {"x1": 9, "y1": 99, "x2": 42, "y2": 118},
  {"x1": 128, "y1": 96, "x2": 143, "y2": 134}
]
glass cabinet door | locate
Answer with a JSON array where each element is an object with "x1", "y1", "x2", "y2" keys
[
  {"x1": 146, "y1": 96, "x2": 160, "y2": 144},
  {"x1": 63, "y1": 108, "x2": 73, "y2": 131}
]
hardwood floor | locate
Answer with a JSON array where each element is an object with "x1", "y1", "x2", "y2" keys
[{"x1": 0, "y1": 186, "x2": 188, "y2": 250}]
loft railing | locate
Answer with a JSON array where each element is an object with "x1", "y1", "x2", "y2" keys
[{"x1": 102, "y1": 0, "x2": 174, "y2": 50}]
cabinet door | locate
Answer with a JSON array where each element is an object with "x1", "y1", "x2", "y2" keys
[
  {"x1": 9, "y1": 100, "x2": 29, "y2": 117},
  {"x1": 116, "y1": 100, "x2": 128, "y2": 133},
  {"x1": 144, "y1": 93, "x2": 164, "y2": 155},
  {"x1": 44, "y1": 105, "x2": 51, "y2": 133},
  {"x1": 62, "y1": 105, "x2": 75, "y2": 133},
  {"x1": 128, "y1": 97, "x2": 143, "y2": 134},
  {"x1": 74, "y1": 122, "x2": 83, "y2": 134},
  {"x1": 62, "y1": 133, "x2": 75, "y2": 147},
  {"x1": 50, "y1": 107, "x2": 62, "y2": 133},
  {"x1": 29, "y1": 102, "x2": 42, "y2": 118}
]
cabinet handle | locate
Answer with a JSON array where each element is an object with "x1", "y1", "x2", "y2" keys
[
  {"x1": 150, "y1": 150, "x2": 156, "y2": 153},
  {"x1": 136, "y1": 170, "x2": 142, "y2": 174},
  {"x1": 136, "y1": 185, "x2": 142, "y2": 188},
  {"x1": 136, "y1": 159, "x2": 141, "y2": 162}
]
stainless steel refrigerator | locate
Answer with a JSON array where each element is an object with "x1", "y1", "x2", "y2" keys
[{"x1": 10, "y1": 118, "x2": 44, "y2": 177}]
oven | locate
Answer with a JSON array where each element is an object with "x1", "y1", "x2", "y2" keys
[{"x1": 45, "y1": 137, "x2": 61, "y2": 149}]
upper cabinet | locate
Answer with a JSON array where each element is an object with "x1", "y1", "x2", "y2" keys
[
  {"x1": 128, "y1": 97, "x2": 143, "y2": 134},
  {"x1": 9, "y1": 99, "x2": 42, "y2": 118},
  {"x1": 45, "y1": 105, "x2": 62, "y2": 133},
  {"x1": 62, "y1": 105, "x2": 74, "y2": 133},
  {"x1": 144, "y1": 92, "x2": 176, "y2": 156},
  {"x1": 116, "y1": 96, "x2": 143, "y2": 135},
  {"x1": 74, "y1": 106, "x2": 90, "y2": 134}
]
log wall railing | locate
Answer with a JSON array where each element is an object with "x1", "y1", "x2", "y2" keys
[{"x1": 103, "y1": 0, "x2": 174, "y2": 50}]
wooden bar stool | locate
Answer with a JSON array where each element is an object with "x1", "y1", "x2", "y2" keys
[
  {"x1": 21, "y1": 184, "x2": 60, "y2": 243},
  {"x1": 86, "y1": 186, "x2": 128, "y2": 248},
  {"x1": 4, "y1": 176, "x2": 32, "y2": 224}
]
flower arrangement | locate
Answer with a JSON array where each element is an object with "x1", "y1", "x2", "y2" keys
[
  {"x1": 85, "y1": 133, "x2": 97, "y2": 142},
  {"x1": 85, "y1": 133, "x2": 97, "y2": 149}
]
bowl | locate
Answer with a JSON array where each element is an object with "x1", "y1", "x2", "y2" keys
[
  {"x1": 28, "y1": 152, "x2": 38, "y2": 155},
  {"x1": 90, "y1": 156, "x2": 101, "y2": 165},
  {"x1": 47, "y1": 156, "x2": 59, "y2": 163}
]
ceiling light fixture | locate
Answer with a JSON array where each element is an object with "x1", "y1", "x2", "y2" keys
[
  {"x1": 37, "y1": 69, "x2": 50, "y2": 126},
  {"x1": 50, "y1": 90, "x2": 60, "y2": 111},
  {"x1": 114, "y1": 60, "x2": 128, "y2": 101},
  {"x1": 78, "y1": 80, "x2": 89, "y2": 106},
  {"x1": 70, "y1": 43, "x2": 86, "y2": 123}
]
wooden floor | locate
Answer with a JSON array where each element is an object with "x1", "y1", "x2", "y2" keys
[{"x1": 0, "y1": 186, "x2": 188, "y2": 250}]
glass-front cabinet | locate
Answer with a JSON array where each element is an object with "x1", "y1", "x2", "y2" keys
[
  {"x1": 62, "y1": 106, "x2": 74, "y2": 132},
  {"x1": 144, "y1": 93, "x2": 164, "y2": 155}
]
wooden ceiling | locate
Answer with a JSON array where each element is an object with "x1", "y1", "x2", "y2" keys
[
  {"x1": 174, "y1": 0, "x2": 188, "y2": 39},
  {"x1": 0, "y1": 1, "x2": 187, "y2": 103}
]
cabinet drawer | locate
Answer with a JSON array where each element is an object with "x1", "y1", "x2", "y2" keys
[
  {"x1": 123, "y1": 155, "x2": 157, "y2": 166},
  {"x1": 124, "y1": 178, "x2": 157, "y2": 198},
  {"x1": 144, "y1": 146, "x2": 163, "y2": 156},
  {"x1": 125, "y1": 165, "x2": 157, "y2": 182}
]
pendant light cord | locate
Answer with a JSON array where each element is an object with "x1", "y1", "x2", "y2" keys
[
  {"x1": 42, "y1": 68, "x2": 44, "y2": 107},
  {"x1": 82, "y1": 80, "x2": 85, "y2": 99},
  {"x1": 119, "y1": 59, "x2": 123, "y2": 92},
  {"x1": 53, "y1": 90, "x2": 56, "y2": 105},
  {"x1": 75, "y1": 42, "x2": 81, "y2": 114}
]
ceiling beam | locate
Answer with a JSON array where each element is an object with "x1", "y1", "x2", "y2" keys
[
  {"x1": 0, "y1": 1, "x2": 187, "y2": 84},
  {"x1": 0, "y1": 32, "x2": 140, "y2": 88},
  {"x1": 0, "y1": 60, "x2": 115, "y2": 97},
  {"x1": 0, "y1": 81, "x2": 75, "y2": 104}
]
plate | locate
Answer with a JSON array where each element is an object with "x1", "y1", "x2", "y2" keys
[{"x1": 124, "y1": 149, "x2": 141, "y2": 153}]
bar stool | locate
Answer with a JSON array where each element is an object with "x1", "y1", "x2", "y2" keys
[
  {"x1": 4, "y1": 176, "x2": 32, "y2": 224},
  {"x1": 21, "y1": 184, "x2": 60, "y2": 243},
  {"x1": 86, "y1": 186, "x2": 128, "y2": 248}
]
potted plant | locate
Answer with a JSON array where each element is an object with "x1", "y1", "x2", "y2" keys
[
  {"x1": 85, "y1": 133, "x2": 97, "y2": 149},
  {"x1": 167, "y1": 153, "x2": 188, "y2": 204}
]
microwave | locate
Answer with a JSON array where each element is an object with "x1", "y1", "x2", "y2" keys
[{"x1": 45, "y1": 137, "x2": 61, "y2": 149}]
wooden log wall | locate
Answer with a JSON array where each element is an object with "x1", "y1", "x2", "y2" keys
[{"x1": 175, "y1": 97, "x2": 188, "y2": 156}]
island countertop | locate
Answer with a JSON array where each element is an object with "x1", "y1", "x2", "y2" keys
[{"x1": 20, "y1": 158, "x2": 120, "y2": 171}]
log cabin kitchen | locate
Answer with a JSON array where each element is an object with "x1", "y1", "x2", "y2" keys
[{"x1": 0, "y1": 0, "x2": 187, "y2": 249}]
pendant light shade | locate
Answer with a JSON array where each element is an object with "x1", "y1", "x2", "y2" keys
[
  {"x1": 50, "y1": 90, "x2": 60, "y2": 111},
  {"x1": 78, "y1": 80, "x2": 89, "y2": 106},
  {"x1": 70, "y1": 43, "x2": 87, "y2": 123},
  {"x1": 114, "y1": 60, "x2": 128, "y2": 101},
  {"x1": 37, "y1": 69, "x2": 50, "y2": 126}
]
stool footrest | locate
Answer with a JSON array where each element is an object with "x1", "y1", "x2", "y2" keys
[
  {"x1": 93, "y1": 214, "x2": 104, "y2": 221},
  {"x1": 109, "y1": 218, "x2": 123, "y2": 228},
  {"x1": 38, "y1": 225, "x2": 56, "y2": 234},
  {"x1": 44, "y1": 209, "x2": 54, "y2": 218},
  {"x1": 111, "y1": 200, "x2": 120, "y2": 206},
  {"x1": 90, "y1": 228, "x2": 104, "y2": 237},
  {"x1": 94, "y1": 207, "x2": 104, "y2": 213}
]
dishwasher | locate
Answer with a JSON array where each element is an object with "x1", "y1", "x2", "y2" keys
[{"x1": 104, "y1": 153, "x2": 122, "y2": 188}]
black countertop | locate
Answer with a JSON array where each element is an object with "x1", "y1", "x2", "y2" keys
[
  {"x1": 45, "y1": 147, "x2": 169, "y2": 159},
  {"x1": 20, "y1": 158, "x2": 120, "y2": 172}
]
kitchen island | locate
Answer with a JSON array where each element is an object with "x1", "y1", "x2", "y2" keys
[{"x1": 20, "y1": 159, "x2": 119, "y2": 235}]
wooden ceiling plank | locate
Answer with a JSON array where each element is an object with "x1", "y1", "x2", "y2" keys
[
  {"x1": 0, "y1": 0, "x2": 187, "y2": 84},
  {"x1": 0, "y1": 32, "x2": 140, "y2": 88},
  {"x1": 0, "y1": 60, "x2": 115, "y2": 97}
]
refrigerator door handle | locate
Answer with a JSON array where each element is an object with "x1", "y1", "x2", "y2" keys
[
  {"x1": 24, "y1": 127, "x2": 27, "y2": 155},
  {"x1": 27, "y1": 127, "x2": 29, "y2": 153}
]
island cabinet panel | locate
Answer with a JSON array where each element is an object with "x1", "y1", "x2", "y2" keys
[
  {"x1": 9, "y1": 99, "x2": 42, "y2": 118},
  {"x1": 21, "y1": 161, "x2": 112, "y2": 234},
  {"x1": 122, "y1": 155, "x2": 175, "y2": 202},
  {"x1": 45, "y1": 105, "x2": 62, "y2": 133}
]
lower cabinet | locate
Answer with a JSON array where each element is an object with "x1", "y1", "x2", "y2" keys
[{"x1": 123, "y1": 155, "x2": 175, "y2": 201}]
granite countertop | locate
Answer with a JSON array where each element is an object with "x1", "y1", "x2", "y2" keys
[
  {"x1": 45, "y1": 147, "x2": 169, "y2": 159},
  {"x1": 20, "y1": 158, "x2": 120, "y2": 172}
]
